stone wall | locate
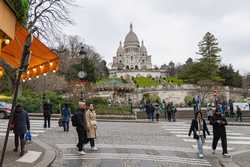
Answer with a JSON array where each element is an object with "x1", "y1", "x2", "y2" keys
[{"x1": 94, "y1": 84, "x2": 250, "y2": 105}]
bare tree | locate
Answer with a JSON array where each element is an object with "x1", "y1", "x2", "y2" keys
[
  {"x1": 197, "y1": 80, "x2": 219, "y2": 103},
  {"x1": 28, "y1": 0, "x2": 74, "y2": 41},
  {"x1": 0, "y1": 0, "x2": 74, "y2": 92}
]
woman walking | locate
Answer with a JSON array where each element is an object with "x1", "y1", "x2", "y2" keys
[
  {"x1": 188, "y1": 111, "x2": 210, "y2": 158},
  {"x1": 12, "y1": 104, "x2": 30, "y2": 156},
  {"x1": 86, "y1": 104, "x2": 98, "y2": 151},
  {"x1": 61, "y1": 103, "x2": 71, "y2": 132}
]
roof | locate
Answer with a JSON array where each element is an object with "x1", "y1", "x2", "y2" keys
[{"x1": 0, "y1": 23, "x2": 59, "y2": 80}]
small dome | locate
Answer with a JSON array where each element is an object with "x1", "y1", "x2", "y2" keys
[
  {"x1": 117, "y1": 41, "x2": 124, "y2": 54},
  {"x1": 124, "y1": 24, "x2": 139, "y2": 47}
]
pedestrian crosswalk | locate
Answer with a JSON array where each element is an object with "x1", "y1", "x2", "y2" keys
[
  {"x1": 0, "y1": 119, "x2": 57, "y2": 137},
  {"x1": 160, "y1": 121, "x2": 250, "y2": 151},
  {"x1": 57, "y1": 144, "x2": 212, "y2": 167}
]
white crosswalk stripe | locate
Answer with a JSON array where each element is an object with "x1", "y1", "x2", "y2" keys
[
  {"x1": 0, "y1": 120, "x2": 57, "y2": 138},
  {"x1": 161, "y1": 121, "x2": 250, "y2": 151},
  {"x1": 58, "y1": 144, "x2": 212, "y2": 166},
  {"x1": 63, "y1": 153, "x2": 212, "y2": 166}
]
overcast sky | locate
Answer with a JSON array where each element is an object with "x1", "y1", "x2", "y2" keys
[{"x1": 64, "y1": 0, "x2": 250, "y2": 74}]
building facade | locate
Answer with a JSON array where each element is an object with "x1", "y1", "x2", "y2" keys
[{"x1": 112, "y1": 24, "x2": 152, "y2": 70}]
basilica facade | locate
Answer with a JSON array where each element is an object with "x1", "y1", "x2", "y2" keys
[{"x1": 112, "y1": 24, "x2": 152, "y2": 70}]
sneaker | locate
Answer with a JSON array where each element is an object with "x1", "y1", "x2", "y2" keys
[
  {"x1": 78, "y1": 151, "x2": 86, "y2": 155},
  {"x1": 212, "y1": 150, "x2": 215, "y2": 154},
  {"x1": 198, "y1": 153, "x2": 204, "y2": 159},
  {"x1": 91, "y1": 147, "x2": 98, "y2": 151},
  {"x1": 223, "y1": 153, "x2": 231, "y2": 158}
]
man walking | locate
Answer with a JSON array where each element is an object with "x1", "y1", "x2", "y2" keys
[
  {"x1": 43, "y1": 99, "x2": 52, "y2": 128},
  {"x1": 210, "y1": 109, "x2": 231, "y2": 158},
  {"x1": 236, "y1": 106, "x2": 242, "y2": 122},
  {"x1": 74, "y1": 101, "x2": 88, "y2": 155},
  {"x1": 166, "y1": 102, "x2": 172, "y2": 122},
  {"x1": 170, "y1": 102, "x2": 177, "y2": 122},
  {"x1": 12, "y1": 104, "x2": 30, "y2": 156}
]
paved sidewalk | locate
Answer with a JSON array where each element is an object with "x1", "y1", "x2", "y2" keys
[{"x1": 0, "y1": 138, "x2": 44, "y2": 167}]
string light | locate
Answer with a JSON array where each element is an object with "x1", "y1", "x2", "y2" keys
[
  {"x1": 33, "y1": 68, "x2": 37, "y2": 72},
  {"x1": 49, "y1": 62, "x2": 53, "y2": 66},
  {"x1": 36, "y1": 76, "x2": 40, "y2": 79},
  {"x1": 27, "y1": 70, "x2": 30, "y2": 74},
  {"x1": 43, "y1": 73, "x2": 47, "y2": 76},
  {"x1": 40, "y1": 65, "x2": 44, "y2": 69},
  {"x1": 4, "y1": 39, "x2": 10, "y2": 45},
  {"x1": 28, "y1": 78, "x2": 31, "y2": 80},
  {"x1": 22, "y1": 80, "x2": 26, "y2": 82},
  {"x1": 53, "y1": 70, "x2": 56, "y2": 73}
]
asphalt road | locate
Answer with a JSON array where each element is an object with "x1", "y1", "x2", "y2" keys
[{"x1": 36, "y1": 120, "x2": 250, "y2": 167}]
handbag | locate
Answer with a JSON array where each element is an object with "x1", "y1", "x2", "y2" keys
[
  {"x1": 58, "y1": 118, "x2": 63, "y2": 127},
  {"x1": 25, "y1": 131, "x2": 32, "y2": 142}
]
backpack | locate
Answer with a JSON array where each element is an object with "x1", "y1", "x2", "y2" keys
[{"x1": 71, "y1": 113, "x2": 77, "y2": 127}]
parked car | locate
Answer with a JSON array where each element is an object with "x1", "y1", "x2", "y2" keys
[{"x1": 0, "y1": 102, "x2": 12, "y2": 119}]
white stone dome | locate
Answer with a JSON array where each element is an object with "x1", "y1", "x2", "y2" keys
[{"x1": 124, "y1": 24, "x2": 140, "y2": 47}]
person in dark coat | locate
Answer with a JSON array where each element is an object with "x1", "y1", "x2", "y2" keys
[
  {"x1": 145, "y1": 101, "x2": 151, "y2": 120},
  {"x1": 61, "y1": 103, "x2": 71, "y2": 132},
  {"x1": 236, "y1": 106, "x2": 242, "y2": 122},
  {"x1": 188, "y1": 111, "x2": 210, "y2": 158},
  {"x1": 75, "y1": 101, "x2": 88, "y2": 155},
  {"x1": 170, "y1": 102, "x2": 177, "y2": 122},
  {"x1": 166, "y1": 102, "x2": 172, "y2": 122},
  {"x1": 210, "y1": 109, "x2": 231, "y2": 158},
  {"x1": 12, "y1": 104, "x2": 30, "y2": 156},
  {"x1": 43, "y1": 99, "x2": 52, "y2": 128},
  {"x1": 149, "y1": 103, "x2": 155, "y2": 122}
]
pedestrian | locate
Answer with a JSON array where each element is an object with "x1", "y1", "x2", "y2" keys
[
  {"x1": 149, "y1": 102, "x2": 155, "y2": 122},
  {"x1": 86, "y1": 104, "x2": 98, "y2": 151},
  {"x1": 73, "y1": 101, "x2": 88, "y2": 155},
  {"x1": 12, "y1": 104, "x2": 30, "y2": 156},
  {"x1": 207, "y1": 106, "x2": 213, "y2": 122},
  {"x1": 160, "y1": 100, "x2": 167, "y2": 120},
  {"x1": 43, "y1": 99, "x2": 52, "y2": 128},
  {"x1": 145, "y1": 101, "x2": 151, "y2": 120},
  {"x1": 166, "y1": 102, "x2": 172, "y2": 122},
  {"x1": 170, "y1": 102, "x2": 177, "y2": 122},
  {"x1": 236, "y1": 106, "x2": 242, "y2": 122},
  {"x1": 61, "y1": 103, "x2": 71, "y2": 132},
  {"x1": 188, "y1": 111, "x2": 210, "y2": 158},
  {"x1": 229, "y1": 99, "x2": 234, "y2": 118},
  {"x1": 210, "y1": 108, "x2": 231, "y2": 158},
  {"x1": 155, "y1": 103, "x2": 160, "y2": 122}
]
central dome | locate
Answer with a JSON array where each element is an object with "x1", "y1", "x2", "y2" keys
[{"x1": 124, "y1": 24, "x2": 139, "y2": 47}]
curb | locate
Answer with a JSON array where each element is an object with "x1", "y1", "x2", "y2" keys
[{"x1": 32, "y1": 139, "x2": 56, "y2": 167}]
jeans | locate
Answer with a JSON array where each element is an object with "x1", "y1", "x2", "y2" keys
[
  {"x1": 63, "y1": 121, "x2": 69, "y2": 131},
  {"x1": 197, "y1": 136, "x2": 204, "y2": 155},
  {"x1": 150, "y1": 112, "x2": 154, "y2": 121}
]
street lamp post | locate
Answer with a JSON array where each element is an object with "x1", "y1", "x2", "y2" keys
[
  {"x1": 128, "y1": 97, "x2": 132, "y2": 113},
  {"x1": 77, "y1": 44, "x2": 89, "y2": 101}
]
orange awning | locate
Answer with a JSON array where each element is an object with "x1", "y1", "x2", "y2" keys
[{"x1": 0, "y1": 23, "x2": 59, "y2": 80}]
